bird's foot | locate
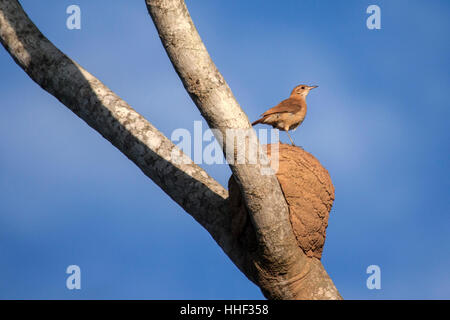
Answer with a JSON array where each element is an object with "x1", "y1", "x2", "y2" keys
[{"x1": 292, "y1": 144, "x2": 304, "y2": 150}]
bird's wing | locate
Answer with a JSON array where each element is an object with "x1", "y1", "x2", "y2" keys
[{"x1": 261, "y1": 99, "x2": 303, "y2": 117}]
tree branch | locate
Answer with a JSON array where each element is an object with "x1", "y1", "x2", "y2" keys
[
  {"x1": 145, "y1": 0, "x2": 341, "y2": 299},
  {"x1": 0, "y1": 0, "x2": 342, "y2": 299},
  {"x1": 0, "y1": 0, "x2": 234, "y2": 255}
]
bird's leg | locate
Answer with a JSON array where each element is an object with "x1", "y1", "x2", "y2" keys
[{"x1": 286, "y1": 131, "x2": 296, "y2": 146}]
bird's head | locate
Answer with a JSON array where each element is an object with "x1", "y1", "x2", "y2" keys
[{"x1": 290, "y1": 84, "x2": 318, "y2": 98}]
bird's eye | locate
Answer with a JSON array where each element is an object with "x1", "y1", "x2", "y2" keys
[{"x1": 301, "y1": 86, "x2": 305, "y2": 89}]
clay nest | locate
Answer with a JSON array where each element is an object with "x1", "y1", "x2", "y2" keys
[{"x1": 228, "y1": 143, "x2": 335, "y2": 259}]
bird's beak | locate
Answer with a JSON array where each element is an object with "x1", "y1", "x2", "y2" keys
[{"x1": 309, "y1": 85, "x2": 318, "y2": 90}]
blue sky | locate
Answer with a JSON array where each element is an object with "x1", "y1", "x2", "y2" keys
[{"x1": 0, "y1": 0, "x2": 449, "y2": 299}]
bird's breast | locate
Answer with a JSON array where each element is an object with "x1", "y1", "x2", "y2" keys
[{"x1": 288, "y1": 107, "x2": 307, "y2": 130}]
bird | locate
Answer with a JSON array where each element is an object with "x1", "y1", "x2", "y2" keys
[{"x1": 251, "y1": 84, "x2": 318, "y2": 146}]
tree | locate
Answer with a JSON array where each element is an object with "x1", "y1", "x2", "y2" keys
[{"x1": 0, "y1": 0, "x2": 341, "y2": 299}]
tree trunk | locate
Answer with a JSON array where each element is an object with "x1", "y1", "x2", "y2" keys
[{"x1": 0, "y1": 0, "x2": 341, "y2": 299}]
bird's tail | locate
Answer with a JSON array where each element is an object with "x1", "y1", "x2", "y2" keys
[{"x1": 251, "y1": 117, "x2": 264, "y2": 126}]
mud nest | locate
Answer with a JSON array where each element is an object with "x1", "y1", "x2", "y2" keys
[{"x1": 228, "y1": 143, "x2": 335, "y2": 259}]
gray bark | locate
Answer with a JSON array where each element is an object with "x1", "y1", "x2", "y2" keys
[
  {"x1": 0, "y1": 0, "x2": 341, "y2": 299},
  {"x1": 0, "y1": 0, "x2": 232, "y2": 259},
  {"x1": 145, "y1": 0, "x2": 341, "y2": 300}
]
